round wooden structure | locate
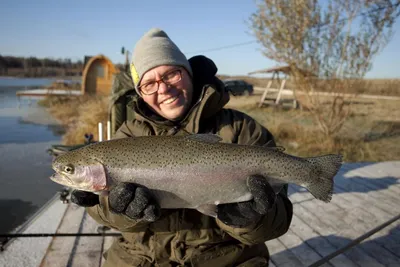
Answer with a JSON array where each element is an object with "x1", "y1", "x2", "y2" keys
[{"x1": 81, "y1": 54, "x2": 118, "y2": 95}]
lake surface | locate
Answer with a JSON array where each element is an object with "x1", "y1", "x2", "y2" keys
[
  {"x1": 0, "y1": 77, "x2": 58, "y2": 88},
  {"x1": 0, "y1": 77, "x2": 66, "y2": 234}
]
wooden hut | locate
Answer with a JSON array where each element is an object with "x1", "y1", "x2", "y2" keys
[{"x1": 81, "y1": 54, "x2": 118, "y2": 95}]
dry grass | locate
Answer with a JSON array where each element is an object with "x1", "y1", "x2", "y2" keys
[
  {"x1": 226, "y1": 95, "x2": 400, "y2": 162},
  {"x1": 39, "y1": 95, "x2": 109, "y2": 145}
]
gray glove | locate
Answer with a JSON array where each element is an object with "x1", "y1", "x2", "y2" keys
[
  {"x1": 71, "y1": 183, "x2": 161, "y2": 222},
  {"x1": 217, "y1": 175, "x2": 277, "y2": 227}
]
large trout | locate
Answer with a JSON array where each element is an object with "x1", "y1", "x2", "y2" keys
[{"x1": 50, "y1": 134, "x2": 342, "y2": 217}]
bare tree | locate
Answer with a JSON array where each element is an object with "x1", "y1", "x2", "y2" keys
[{"x1": 248, "y1": 0, "x2": 399, "y2": 136}]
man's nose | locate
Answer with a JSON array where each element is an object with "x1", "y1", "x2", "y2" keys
[{"x1": 157, "y1": 81, "x2": 170, "y2": 94}]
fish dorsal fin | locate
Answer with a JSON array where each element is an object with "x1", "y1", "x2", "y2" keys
[
  {"x1": 269, "y1": 146, "x2": 286, "y2": 152},
  {"x1": 262, "y1": 141, "x2": 286, "y2": 152},
  {"x1": 185, "y1": 134, "x2": 223, "y2": 143},
  {"x1": 263, "y1": 140, "x2": 274, "y2": 147}
]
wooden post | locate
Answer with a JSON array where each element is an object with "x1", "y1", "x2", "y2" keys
[
  {"x1": 107, "y1": 121, "x2": 111, "y2": 141},
  {"x1": 275, "y1": 79, "x2": 287, "y2": 105},
  {"x1": 259, "y1": 72, "x2": 275, "y2": 108},
  {"x1": 292, "y1": 99, "x2": 298, "y2": 109},
  {"x1": 98, "y1": 122, "x2": 103, "y2": 142},
  {"x1": 259, "y1": 80, "x2": 272, "y2": 107}
]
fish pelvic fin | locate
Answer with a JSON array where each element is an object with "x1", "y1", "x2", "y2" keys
[
  {"x1": 196, "y1": 204, "x2": 218, "y2": 218},
  {"x1": 305, "y1": 154, "x2": 343, "y2": 202}
]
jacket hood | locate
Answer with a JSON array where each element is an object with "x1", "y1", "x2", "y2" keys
[{"x1": 128, "y1": 55, "x2": 230, "y2": 133}]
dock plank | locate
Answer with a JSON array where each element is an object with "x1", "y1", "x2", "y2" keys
[
  {"x1": 338, "y1": 162, "x2": 400, "y2": 201},
  {"x1": 370, "y1": 221, "x2": 400, "y2": 258},
  {"x1": 277, "y1": 161, "x2": 400, "y2": 267},
  {"x1": 334, "y1": 185, "x2": 398, "y2": 218},
  {"x1": 313, "y1": 193, "x2": 399, "y2": 266},
  {"x1": 331, "y1": 186, "x2": 400, "y2": 261},
  {"x1": 40, "y1": 204, "x2": 107, "y2": 267},
  {"x1": 334, "y1": 177, "x2": 400, "y2": 211},
  {"x1": 278, "y1": 228, "x2": 333, "y2": 267},
  {"x1": 331, "y1": 187, "x2": 400, "y2": 235},
  {"x1": 266, "y1": 238, "x2": 305, "y2": 267},
  {"x1": 16, "y1": 89, "x2": 82, "y2": 97},
  {"x1": 287, "y1": 194, "x2": 386, "y2": 267},
  {"x1": 334, "y1": 175, "x2": 400, "y2": 204},
  {"x1": 288, "y1": 214, "x2": 357, "y2": 267},
  {"x1": 40, "y1": 204, "x2": 86, "y2": 267},
  {"x1": 67, "y1": 212, "x2": 104, "y2": 267},
  {"x1": 0, "y1": 198, "x2": 68, "y2": 267}
]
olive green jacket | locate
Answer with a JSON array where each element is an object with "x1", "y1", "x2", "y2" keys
[{"x1": 86, "y1": 61, "x2": 293, "y2": 266}]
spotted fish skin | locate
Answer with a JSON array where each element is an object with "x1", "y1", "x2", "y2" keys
[{"x1": 51, "y1": 134, "x2": 343, "y2": 211}]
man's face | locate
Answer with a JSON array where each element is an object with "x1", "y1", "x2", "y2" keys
[{"x1": 138, "y1": 65, "x2": 193, "y2": 121}]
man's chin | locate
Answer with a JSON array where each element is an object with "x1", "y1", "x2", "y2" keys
[
  {"x1": 162, "y1": 108, "x2": 186, "y2": 121},
  {"x1": 160, "y1": 97, "x2": 191, "y2": 121}
]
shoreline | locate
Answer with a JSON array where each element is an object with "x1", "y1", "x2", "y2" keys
[
  {"x1": 0, "y1": 75, "x2": 82, "y2": 80},
  {"x1": 0, "y1": 76, "x2": 82, "y2": 81}
]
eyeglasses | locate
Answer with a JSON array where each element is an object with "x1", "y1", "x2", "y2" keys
[{"x1": 138, "y1": 69, "x2": 182, "y2": 95}]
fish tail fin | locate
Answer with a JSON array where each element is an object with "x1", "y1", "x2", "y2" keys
[{"x1": 305, "y1": 154, "x2": 343, "y2": 202}]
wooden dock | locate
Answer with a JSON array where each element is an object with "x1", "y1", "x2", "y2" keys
[
  {"x1": 266, "y1": 161, "x2": 400, "y2": 267},
  {"x1": 16, "y1": 88, "x2": 82, "y2": 97},
  {"x1": 2, "y1": 161, "x2": 399, "y2": 267}
]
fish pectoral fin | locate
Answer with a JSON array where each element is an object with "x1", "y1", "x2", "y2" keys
[
  {"x1": 185, "y1": 134, "x2": 222, "y2": 143},
  {"x1": 196, "y1": 204, "x2": 218, "y2": 218}
]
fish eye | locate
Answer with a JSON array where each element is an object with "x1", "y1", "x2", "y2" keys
[{"x1": 63, "y1": 165, "x2": 74, "y2": 174}]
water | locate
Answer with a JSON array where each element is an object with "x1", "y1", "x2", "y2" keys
[
  {"x1": 0, "y1": 77, "x2": 65, "y2": 234},
  {"x1": 0, "y1": 77, "x2": 58, "y2": 88}
]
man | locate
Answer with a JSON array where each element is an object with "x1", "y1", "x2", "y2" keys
[{"x1": 71, "y1": 28, "x2": 293, "y2": 267}]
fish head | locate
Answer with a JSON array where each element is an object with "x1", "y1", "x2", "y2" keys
[{"x1": 50, "y1": 151, "x2": 107, "y2": 193}]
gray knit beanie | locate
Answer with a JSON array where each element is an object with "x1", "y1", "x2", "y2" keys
[{"x1": 130, "y1": 28, "x2": 193, "y2": 95}]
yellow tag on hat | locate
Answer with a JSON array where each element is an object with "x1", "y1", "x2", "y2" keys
[{"x1": 130, "y1": 62, "x2": 140, "y2": 85}]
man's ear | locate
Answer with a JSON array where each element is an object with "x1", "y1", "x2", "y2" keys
[{"x1": 188, "y1": 55, "x2": 218, "y2": 85}]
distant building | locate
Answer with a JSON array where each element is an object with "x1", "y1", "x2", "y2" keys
[
  {"x1": 83, "y1": 56, "x2": 94, "y2": 69},
  {"x1": 81, "y1": 54, "x2": 119, "y2": 95}
]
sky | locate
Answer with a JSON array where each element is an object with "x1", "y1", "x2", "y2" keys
[{"x1": 0, "y1": 0, "x2": 399, "y2": 78}]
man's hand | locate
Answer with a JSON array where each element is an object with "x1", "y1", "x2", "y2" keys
[
  {"x1": 71, "y1": 183, "x2": 161, "y2": 223},
  {"x1": 108, "y1": 183, "x2": 161, "y2": 222},
  {"x1": 70, "y1": 190, "x2": 100, "y2": 207},
  {"x1": 217, "y1": 175, "x2": 277, "y2": 228}
]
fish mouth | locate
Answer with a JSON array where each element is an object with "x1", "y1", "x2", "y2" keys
[
  {"x1": 50, "y1": 172, "x2": 74, "y2": 186},
  {"x1": 50, "y1": 172, "x2": 61, "y2": 181}
]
